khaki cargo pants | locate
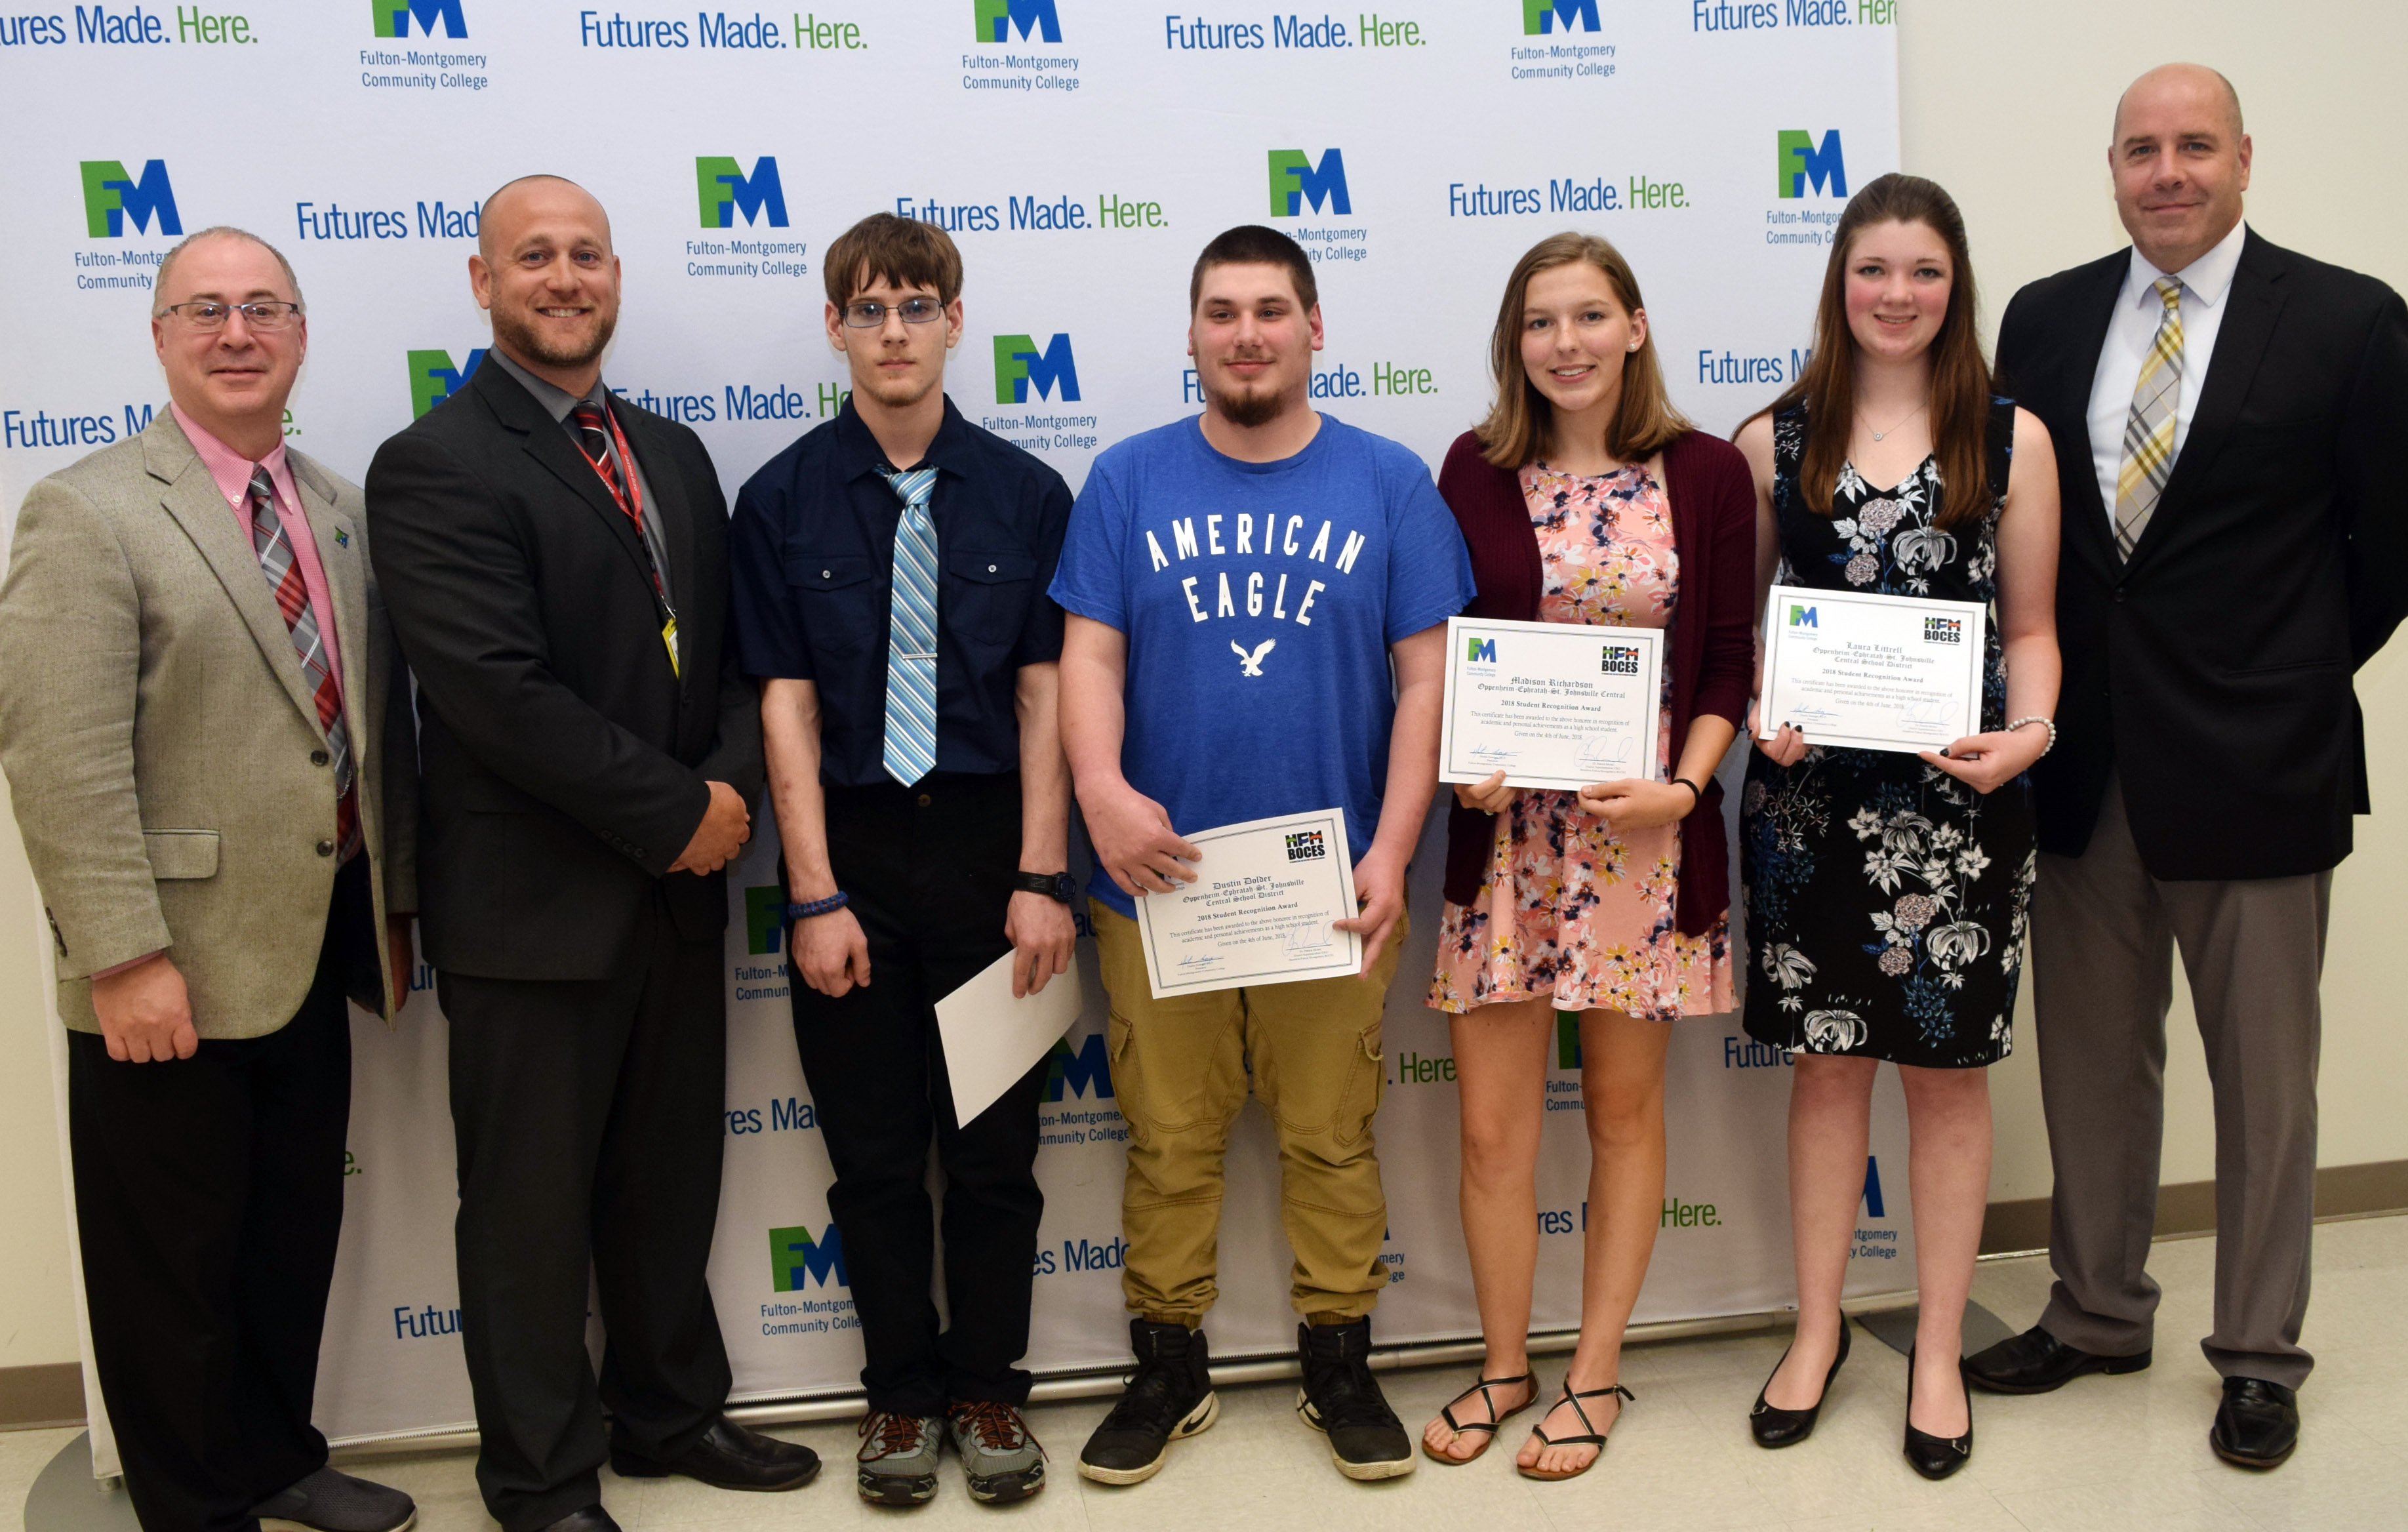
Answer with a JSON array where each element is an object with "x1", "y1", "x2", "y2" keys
[{"x1": 1091, "y1": 899, "x2": 1405, "y2": 1325}]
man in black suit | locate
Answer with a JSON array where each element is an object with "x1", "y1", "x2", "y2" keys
[
  {"x1": 367, "y1": 176, "x2": 818, "y2": 1532},
  {"x1": 1967, "y1": 65, "x2": 2408, "y2": 1470}
]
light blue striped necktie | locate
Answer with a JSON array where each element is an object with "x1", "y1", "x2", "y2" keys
[{"x1": 879, "y1": 466, "x2": 941, "y2": 786}]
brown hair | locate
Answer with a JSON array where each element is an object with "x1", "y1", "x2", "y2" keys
[
  {"x1": 823, "y1": 212, "x2": 964, "y2": 308},
  {"x1": 1474, "y1": 232, "x2": 1689, "y2": 470},
  {"x1": 1189, "y1": 224, "x2": 1317, "y2": 314},
  {"x1": 1758, "y1": 174, "x2": 1992, "y2": 529}
]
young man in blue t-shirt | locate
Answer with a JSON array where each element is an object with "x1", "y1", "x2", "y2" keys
[{"x1": 1051, "y1": 225, "x2": 1474, "y2": 1485}]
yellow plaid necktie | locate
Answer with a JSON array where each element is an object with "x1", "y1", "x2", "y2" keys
[{"x1": 2114, "y1": 276, "x2": 2184, "y2": 560}]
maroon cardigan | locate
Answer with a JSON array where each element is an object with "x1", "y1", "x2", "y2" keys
[{"x1": 1436, "y1": 428, "x2": 1757, "y2": 937}]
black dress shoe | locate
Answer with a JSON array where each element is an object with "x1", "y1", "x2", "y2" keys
[
  {"x1": 1902, "y1": 1348, "x2": 1973, "y2": 1482},
  {"x1": 1750, "y1": 1314, "x2": 1851, "y2": 1448},
  {"x1": 610, "y1": 1415, "x2": 822, "y2": 1491},
  {"x1": 1962, "y1": 1325, "x2": 2150, "y2": 1394},
  {"x1": 2210, "y1": 1377, "x2": 2299, "y2": 1470},
  {"x1": 534, "y1": 1508, "x2": 619, "y2": 1532}
]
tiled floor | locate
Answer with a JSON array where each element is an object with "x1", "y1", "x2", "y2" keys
[{"x1": 10, "y1": 1215, "x2": 2406, "y2": 1532}]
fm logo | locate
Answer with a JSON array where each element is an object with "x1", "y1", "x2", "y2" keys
[
  {"x1": 373, "y1": 0, "x2": 467, "y2": 37},
  {"x1": 1777, "y1": 130, "x2": 1848, "y2": 199},
  {"x1": 768, "y1": 1222, "x2": 849, "y2": 1290},
  {"x1": 1268, "y1": 149, "x2": 1350, "y2": 218},
  {"x1": 1556, "y1": 1009, "x2": 1581, "y2": 1068},
  {"x1": 1043, "y1": 1034, "x2": 1115, "y2": 1102},
  {"x1": 696, "y1": 156, "x2": 789, "y2": 230},
  {"x1": 1466, "y1": 636, "x2": 1497, "y2": 664},
  {"x1": 744, "y1": 885, "x2": 786, "y2": 956},
  {"x1": 974, "y1": 0, "x2": 1060, "y2": 42},
  {"x1": 80, "y1": 160, "x2": 181, "y2": 239},
  {"x1": 1523, "y1": 0, "x2": 1599, "y2": 33},
  {"x1": 1788, "y1": 603, "x2": 1818, "y2": 628},
  {"x1": 1862, "y1": 1155, "x2": 1885, "y2": 1218},
  {"x1": 408, "y1": 349, "x2": 487, "y2": 419},
  {"x1": 993, "y1": 333, "x2": 1081, "y2": 403}
]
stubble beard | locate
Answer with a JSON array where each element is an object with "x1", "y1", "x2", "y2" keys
[{"x1": 492, "y1": 300, "x2": 618, "y2": 372}]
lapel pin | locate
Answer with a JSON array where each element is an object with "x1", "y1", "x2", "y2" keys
[{"x1": 334, "y1": 529, "x2": 351, "y2": 548}]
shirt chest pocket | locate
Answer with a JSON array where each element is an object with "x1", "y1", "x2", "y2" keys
[
  {"x1": 786, "y1": 553, "x2": 882, "y2": 660},
  {"x1": 944, "y1": 548, "x2": 1037, "y2": 649}
]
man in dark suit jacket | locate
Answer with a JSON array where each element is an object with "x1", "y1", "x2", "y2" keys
[
  {"x1": 1968, "y1": 66, "x2": 2408, "y2": 1470},
  {"x1": 366, "y1": 176, "x2": 816, "y2": 1532}
]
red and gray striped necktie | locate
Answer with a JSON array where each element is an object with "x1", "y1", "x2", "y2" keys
[{"x1": 245, "y1": 465, "x2": 357, "y2": 857}]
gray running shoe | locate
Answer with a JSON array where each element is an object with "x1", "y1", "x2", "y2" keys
[
  {"x1": 250, "y1": 1468, "x2": 416, "y2": 1532},
  {"x1": 946, "y1": 1401, "x2": 1047, "y2": 1504},
  {"x1": 856, "y1": 1411, "x2": 943, "y2": 1506}
]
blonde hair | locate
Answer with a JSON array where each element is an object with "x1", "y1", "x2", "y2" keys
[{"x1": 1475, "y1": 232, "x2": 1688, "y2": 470}]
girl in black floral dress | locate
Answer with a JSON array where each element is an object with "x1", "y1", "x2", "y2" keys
[{"x1": 1731, "y1": 175, "x2": 2062, "y2": 1480}]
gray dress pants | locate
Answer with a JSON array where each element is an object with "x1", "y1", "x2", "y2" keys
[{"x1": 2030, "y1": 773, "x2": 2329, "y2": 1389}]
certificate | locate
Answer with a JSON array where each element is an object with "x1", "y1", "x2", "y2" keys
[
  {"x1": 935, "y1": 950, "x2": 1084, "y2": 1129},
  {"x1": 1132, "y1": 809, "x2": 1362, "y2": 999},
  {"x1": 1438, "y1": 616, "x2": 1664, "y2": 791},
  {"x1": 1758, "y1": 585, "x2": 1988, "y2": 754}
]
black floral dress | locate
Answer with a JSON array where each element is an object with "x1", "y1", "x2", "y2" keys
[{"x1": 1740, "y1": 400, "x2": 2035, "y2": 1068}]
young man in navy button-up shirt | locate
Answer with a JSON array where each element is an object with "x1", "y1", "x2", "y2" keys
[{"x1": 729, "y1": 213, "x2": 1076, "y2": 1508}]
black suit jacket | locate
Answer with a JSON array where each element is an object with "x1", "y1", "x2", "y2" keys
[
  {"x1": 365, "y1": 358, "x2": 764, "y2": 980},
  {"x1": 1997, "y1": 229, "x2": 2408, "y2": 879}
]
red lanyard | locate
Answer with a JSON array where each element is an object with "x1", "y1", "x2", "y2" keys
[{"x1": 584, "y1": 405, "x2": 647, "y2": 538}]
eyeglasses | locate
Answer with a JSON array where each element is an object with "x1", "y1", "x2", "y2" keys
[
  {"x1": 841, "y1": 297, "x2": 944, "y2": 329},
  {"x1": 159, "y1": 300, "x2": 304, "y2": 331}
]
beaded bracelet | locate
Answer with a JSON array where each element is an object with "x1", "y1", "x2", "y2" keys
[
  {"x1": 2006, "y1": 716, "x2": 2057, "y2": 757},
  {"x1": 787, "y1": 891, "x2": 850, "y2": 920}
]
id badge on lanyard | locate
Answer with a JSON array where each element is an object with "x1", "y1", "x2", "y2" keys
[{"x1": 586, "y1": 409, "x2": 681, "y2": 677}]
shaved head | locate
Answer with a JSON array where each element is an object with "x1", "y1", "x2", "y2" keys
[
  {"x1": 2114, "y1": 62, "x2": 2243, "y2": 145},
  {"x1": 479, "y1": 174, "x2": 609, "y2": 262}
]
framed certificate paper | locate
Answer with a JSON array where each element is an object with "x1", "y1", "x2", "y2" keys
[
  {"x1": 1438, "y1": 616, "x2": 1665, "y2": 791},
  {"x1": 1133, "y1": 809, "x2": 1363, "y2": 999},
  {"x1": 1758, "y1": 585, "x2": 1988, "y2": 754}
]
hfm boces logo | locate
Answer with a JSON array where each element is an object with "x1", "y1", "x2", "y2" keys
[
  {"x1": 1777, "y1": 131, "x2": 1847, "y2": 199},
  {"x1": 1523, "y1": 0, "x2": 1599, "y2": 33},
  {"x1": 993, "y1": 334, "x2": 1080, "y2": 404},
  {"x1": 697, "y1": 157, "x2": 788, "y2": 230},
  {"x1": 1268, "y1": 150, "x2": 1350, "y2": 218},
  {"x1": 768, "y1": 1222, "x2": 848, "y2": 1290},
  {"x1": 409, "y1": 349, "x2": 486, "y2": 418},
  {"x1": 974, "y1": 0, "x2": 1060, "y2": 41},
  {"x1": 81, "y1": 160, "x2": 182, "y2": 239},
  {"x1": 374, "y1": 0, "x2": 467, "y2": 37}
]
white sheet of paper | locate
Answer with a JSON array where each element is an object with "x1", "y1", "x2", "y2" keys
[
  {"x1": 1131, "y1": 809, "x2": 1362, "y2": 999},
  {"x1": 934, "y1": 948, "x2": 1084, "y2": 1128},
  {"x1": 1758, "y1": 585, "x2": 1988, "y2": 754},
  {"x1": 1438, "y1": 615, "x2": 1666, "y2": 790}
]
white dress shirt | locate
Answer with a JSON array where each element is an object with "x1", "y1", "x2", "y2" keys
[{"x1": 2084, "y1": 216, "x2": 2249, "y2": 525}]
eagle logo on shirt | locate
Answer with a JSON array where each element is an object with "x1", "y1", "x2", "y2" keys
[{"x1": 1232, "y1": 638, "x2": 1275, "y2": 677}]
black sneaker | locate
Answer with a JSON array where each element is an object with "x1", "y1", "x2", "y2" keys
[
  {"x1": 1077, "y1": 1319, "x2": 1218, "y2": 1485},
  {"x1": 1295, "y1": 1319, "x2": 1415, "y2": 1481}
]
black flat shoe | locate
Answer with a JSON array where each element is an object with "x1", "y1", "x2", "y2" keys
[
  {"x1": 1963, "y1": 1324, "x2": 2150, "y2": 1394},
  {"x1": 1750, "y1": 1314, "x2": 1851, "y2": 1448},
  {"x1": 1902, "y1": 1348, "x2": 1973, "y2": 1481},
  {"x1": 2209, "y1": 1376, "x2": 2298, "y2": 1470}
]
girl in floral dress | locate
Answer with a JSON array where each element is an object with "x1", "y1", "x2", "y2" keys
[
  {"x1": 1420, "y1": 234, "x2": 1756, "y2": 1481},
  {"x1": 1735, "y1": 175, "x2": 2061, "y2": 1480}
]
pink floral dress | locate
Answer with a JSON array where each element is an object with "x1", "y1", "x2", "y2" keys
[{"x1": 1428, "y1": 462, "x2": 1733, "y2": 1021}]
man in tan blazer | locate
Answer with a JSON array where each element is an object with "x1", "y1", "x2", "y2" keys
[{"x1": 0, "y1": 227, "x2": 419, "y2": 1532}]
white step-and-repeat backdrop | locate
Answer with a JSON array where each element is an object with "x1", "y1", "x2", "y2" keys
[{"x1": 1, "y1": 0, "x2": 1912, "y2": 1462}]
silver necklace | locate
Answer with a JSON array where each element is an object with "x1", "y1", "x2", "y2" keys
[{"x1": 1860, "y1": 403, "x2": 1927, "y2": 443}]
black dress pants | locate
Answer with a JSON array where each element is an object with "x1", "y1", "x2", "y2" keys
[
  {"x1": 439, "y1": 886, "x2": 732, "y2": 1532},
  {"x1": 68, "y1": 853, "x2": 371, "y2": 1532},
  {"x1": 793, "y1": 771, "x2": 1049, "y2": 1417}
]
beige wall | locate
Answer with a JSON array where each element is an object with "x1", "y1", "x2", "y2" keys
[{"x1": 3, "y1": 0, "x2": 2404, "y2": 1376}]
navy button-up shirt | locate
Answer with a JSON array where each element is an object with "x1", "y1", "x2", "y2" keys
[{"x1": 729, "y1": 396, "x2": 1072, "y2": 786}]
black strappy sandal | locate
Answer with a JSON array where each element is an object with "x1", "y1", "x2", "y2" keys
[
  {"x1": 1420, "y1": 1371, "x2": 1538, "y2": 1464},
  {"x1": 1519, "y1": 1381, "x2": 1635, "y2": 1482}
]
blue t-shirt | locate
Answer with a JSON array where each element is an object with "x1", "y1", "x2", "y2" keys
[{"x1": 1049, "y1": 413, "x2": 1475, "y2": 919}]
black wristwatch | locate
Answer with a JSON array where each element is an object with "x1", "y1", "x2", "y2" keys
[{"x1": 1015, "y1": 871, "x2": 1075, "y2": 904}]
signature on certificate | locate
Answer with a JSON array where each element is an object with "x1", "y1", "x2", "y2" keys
[{"x1": 1900, "y1": 698, "x2": 1954, "y2": 727}]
